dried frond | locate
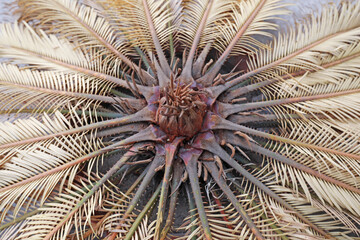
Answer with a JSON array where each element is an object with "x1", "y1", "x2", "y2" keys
[
  {"x1": 111, "y1": 0, "x2": 173, "y2": 54},
  {"x1": 15, "y1": 175, "x2": 105, "y2": 240},
  {"x1": 1, "y1": 0, "x2": 360, "y2": 239},
  {"x1": 248, "y1": 2, "x2": 360, "y2": 84},
  {"x1": 214, "y1": 0, "x2": 286, "y2": 55},
  {"x1": 17, "y1": 0, "x2": 135, "y2": 69},
  {"x1": 0, "y1": 116, "x2": 103, "y2": 224},
  {"x1": 0, "y1": 22, "x2": 90, "y2": 71},
  {"x1": 0, "y1": 63, "x2": 114, "y2": 115},
  {"x1": 180, "y1": 0, "x2": 235, "y2": 50}
]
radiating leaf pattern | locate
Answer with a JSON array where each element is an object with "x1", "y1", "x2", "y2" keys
[{"x1": 0, "y1": 0, "x2": 360, "y2": 239}]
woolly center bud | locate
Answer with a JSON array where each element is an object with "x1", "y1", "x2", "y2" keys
[{"x1": 156, "y1": 82, "x2": 207, "y2": 139}]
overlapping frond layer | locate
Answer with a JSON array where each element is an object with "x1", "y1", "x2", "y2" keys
[
  {"x1": 180, "y1": 0, "x2": 235, "y2": 50},
  {"x1": 262, "y1": 92, "x2": 360, "y2": 156},
  {"x1": 0, "y1": 22, "x2": 90, "y2": 71},
  {"x1": 15, "y1": 176, "x2": 105, "y2": 240},
  {"x1": 0, "y1": 132, "x2": 99, "y2": 188},
  {"x1": 129, "y1": 217, "x2": 155, "y2": 240},
  {"x1": 245, "y1": 4, "x2": 360, "y2": 222},
  {"x1": 266, "y1": 92, "x2": 360, "y2": 125},
  {"x1": 262, "y1": 40, "x2": 360, "y2": 100},
  {"x1": 0, "y1": 21, "x2": 135, "y2": 91},
  {"x1": 0, "y1": 220, "x2": 28, "y2": 240},
  {"x1": 226, "y1": 169, "x2": 297, "y2": 239},
  {"x1": 277, "y1": 119, "x2": 360, "y2": 156},
  {"x1": 168, "y1": 0, "x2": 183, "y2": 43},
  {"x1": 0, "y1": 63, "x2": 114, "y2": 115},
  {"x1": 260, "y1": 40, "x2": 360, "y2": 135},
  {"x1": 196, "y1": 132, "x2": 349, "y2": 238},
  {"x1": 179, "y1": 203, "x2": 239, "y2": 240},
  {"x1": 260, "y1": 116, "x2": 360, "y2": 211},
  {"x1": 174, "y1": 170, "x2": 289, "y2": 240},
  {"x1": 268, "y1": 185, "x2": 360, "y2": 238},
  {"x1": 100, "y1": 186, "x2": 140, "y2": 238},
  {"x1": 269, "y1": 119, "x2": 360, "y2": 181},
  {"x1": 0, "y1": 111, "x2": 69, "y2": 147},
  {"x1": 0, "y1": 64, "x2": 112, "y2": 96},
  {"x1": 177, "y1": 176, "x2": 310, "y2": 240},
  {"x1": 229, "y1": 162, "x2": 360, "y2": 239},
  {"x1": 0, "y1": 84, "x2": 81, "y2": 116},
  {"x1": 107, "y1": 0, "x2": 172, "y2": 57},
  {"x1": 0, "y1": 111, "x2": 101, "y2": 168},
  {"x1": 267, "y1": 154, "x2": 360, "y2": 216},
  {"x1": 16, "y1": 0, "x2": 134, "y2": 69},
  {"x1": 214, "y1": 0, "x2": 285, "y2": 55},
  {"x1": 247, "y1": 1, "x2": 360, "y2": 81},
  {"x1": 275, "y1": 45, "x2": 360, "y2": 96},
  {"x1": 0, "y1": 129, "x2": 102, "y2": 223}
]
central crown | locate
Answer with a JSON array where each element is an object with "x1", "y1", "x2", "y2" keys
[{"x1": 155, "y1": 79, "x2": 207, "y2": 140}]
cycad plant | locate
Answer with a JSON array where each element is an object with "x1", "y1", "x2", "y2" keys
[{"x1": 0, "y1": 0, "x2": 360, "y2": 239}]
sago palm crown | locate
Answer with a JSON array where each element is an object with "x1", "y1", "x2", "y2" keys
[{"x1": 0, "y1": 0, "x2": 360, "y2": 239}]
